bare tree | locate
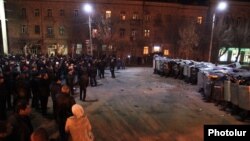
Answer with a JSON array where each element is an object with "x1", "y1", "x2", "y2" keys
[
  {"x1": 92, "y1": 14, "x2": 125, "y2": 57},
  {"x1": 93, "y1": 14, "x2": 113, "y2": 49},
  {"x1": 212, "y1": 16, "x2": 250, "y2": 63},
  {"x1": 178, "y1": 22, "x2": 199, "y2": 60},
  {"x1": 213, "y1": 23, "x2": 233, "y2": 61},
  {"x1": 230, "y1": 20, "x2": 250, "y2": 62}
]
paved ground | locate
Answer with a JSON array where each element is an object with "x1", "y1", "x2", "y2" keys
[{"x1": 30, "y1": 67, "x2": 249, "y2": 141}]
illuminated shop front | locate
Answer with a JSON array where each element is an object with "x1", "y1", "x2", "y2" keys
[
  {"x1": 153, "y1": 45, "x2": 161, "y2": 52},
  {"x1": 219, "y1": 48, "x2": 250, "y2": 63}
]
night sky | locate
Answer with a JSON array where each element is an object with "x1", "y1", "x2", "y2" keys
[
  {"x1": 144, "y1": 0, "x2": 250, "y2": 6},
  {"x1": 144, "y1": 0, "x2": 208, "y2": 5}
]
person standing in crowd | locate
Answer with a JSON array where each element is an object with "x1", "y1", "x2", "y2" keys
[
  {"x1": 110, "y1": 57, "x2": 116, "y2": 78},
  {"x1": 14, "y1": 73, "x2": 31, "y2": 106},
  {"x1": 30, "y1": 65, "x2": 40, "y2": 110},
  {"x1": 3, "y1": 62, "x2": 14, "y2": 110},
  {"x1": 50, "y1": 76, "x2": 62, "y2": 118},
  {"x1": 116, "y1": 58, "x2": 122, "y2": 70},
  {"x1": 78, "y1": 61, "x2": 89, "y2": 101},
  {"x1": 38, "y1": 72, "x2": 50, "y2": 116},
  {"x1": 98, "y1": 59, "x2": 106, "y2": 79},
  {"x1": 65, "y1": 104, "x2": 94, "y2": 141},
  {"x1": 66, "y1": 64, "x2": 75, "y2": 95},
  {"x1": 88, "y1": 60, "x2": 97, "y2": 87},
  {"x1": 55, "y1": 85, "x2": 76, "y2": 141},
  {"x1": 8, "y1": 99, "x2": 33, "y2": 141}
]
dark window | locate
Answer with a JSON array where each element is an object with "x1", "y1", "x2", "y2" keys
[
  {"x1": 131, "y1": 29, "x2": 136, "y2": 36},
  {"x1": 60, "y1": 9, "x2": 65, "y2": 16},
  {"x1": 21, "y1": 25, "x2": 28, "y2": 34},
  {"x1": 47, "y1": 9, "x2": 52, "y2": 17},
  {"x1": 21, "y1": 8, "x2": 26, "y2": 17},
  {"x1": 35, "y1": 25, "x2": 40, "y2": 34},
  {"x1": 47, "y1": 26, "x2": 53, "y2": 35},
  {"x1": 120, "y1": 28, "x2": 125, "y2": 37},
  {"x1": 74, "y1": 9, "x2": 79, "y2": 17},
  {"x1": 34, "y1": 9, "x2": 40, "y2": 16}
]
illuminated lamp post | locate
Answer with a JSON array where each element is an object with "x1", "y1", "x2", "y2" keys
[
  {"x1": 208, "y1": 1, "x2": 227, "y2": 62},
  {"x1": 84, "y1": 3, "x2": 93, "y2": 56},
  {"x1": 0, "y1": 0, "x2": 8, "y2": 54}
]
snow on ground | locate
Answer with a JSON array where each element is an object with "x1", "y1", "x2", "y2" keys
[{"x1": 30, "y1": 67, "x2": 248, "y2": 141}]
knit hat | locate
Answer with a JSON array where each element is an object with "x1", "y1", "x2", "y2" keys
[{"x1": 71, "y1": 104, "x2": 84, "y2": 118}]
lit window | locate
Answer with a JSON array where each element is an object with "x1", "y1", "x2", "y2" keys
[
  {"x1": 153, "y1": 46, "x2": 160, "y2": 52},
  {"x1": 145, "y1": 14, "x2": 150, "y2": 22},
  {"x1": 59, "y1": 26, "x2": 64, "y2": 35},
  {"x1": 164, "y1": 50, "x2": 169, "y2": 56},
  {"x1": 34, "y1": 9, "x2": 40, "y2": 17},
  {"x1": 143, "y1": 46, "x2": 149, "y2": 55},
  {"x1": 132, "y1": 12, "x2": 139, "y2": 20},
  {"x1": 47, "y1": 9, "x2": 52, "y2": 17},
  {"x1": 197, "y1": 16, "x2": 202, "y2": 24},
  {"x1": 120, "y1": 11, "x2": 126, "y2": 21},
  {"x1": 109, "y1": 45, "x2": 113, "y2": 50},
  {"x1": 74, "y1": 9, "x2": 79, "y2": 17},
  {"x1": 144, "y1": 29, "x2": 150, "y2": 37},
  {"x1": 106, "y1": 10, "x2": 111, "y2": 19}
]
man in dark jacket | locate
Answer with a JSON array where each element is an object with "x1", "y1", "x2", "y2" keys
[
  {"x1": 110, "y1": 58, "x2": 116, "y2": 78},
  {"x1": 66, "y1": 67, "x2": 75, "y2": 95},
  {"x1": 38, "y1": 72, "x2": 50, "y2": 116},
  {"x1": 7, "y1": 99, "x2": 33, "y2": 141},
  {"x1": 30, "y1": 66, "x2": 40, "y2": 110},
  {"x1": 55, "y1": 85, "x2": 76, "y2": 141},
  {"x1": 78, "y1": 63, "x2": 89, "y2": 101},
  {"x1": 50, "y1": 76, "x2": 62, "y2": 118},
  {"x1": 88, "y1": 61, "x2": 97, "y2": 87},
  {"x1": 98, "y1": 59, "x2": 106, "y2": 79}
]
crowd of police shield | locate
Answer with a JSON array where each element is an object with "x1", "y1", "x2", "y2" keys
[{"x1": 153, "y1": 55, "x2": 250, "y2": 121}]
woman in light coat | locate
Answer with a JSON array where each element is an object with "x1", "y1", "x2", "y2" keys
[{"x1": 65, "y1": 104, "x2": 94, "y2": 141}]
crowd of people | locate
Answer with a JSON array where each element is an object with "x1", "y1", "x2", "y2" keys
[{"x1": 0, "y1": 54, "x2": 122, "y2": 141}]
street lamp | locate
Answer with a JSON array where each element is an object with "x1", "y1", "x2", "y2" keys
[
  {"x1": 208, "y1": 1, "x2": 227, "y2": 62},
  {"x1": 84, "y1": 3, "x2": 93, "y2": 56},
  {"x1": 0, "y1": 0, "x2": 8, "y2": 54}
]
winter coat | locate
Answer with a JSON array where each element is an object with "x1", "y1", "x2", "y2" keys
[{"x1": 65, "y1": 115, "x2": 93, "y2": 141}]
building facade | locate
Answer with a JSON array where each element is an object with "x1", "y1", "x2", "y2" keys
[
  {"x1": 3, "y1": 0, "x2": 250, "y2": 63},
  {"x1": 4, "y1": 0, "x2": 208, "y2": 59}
]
